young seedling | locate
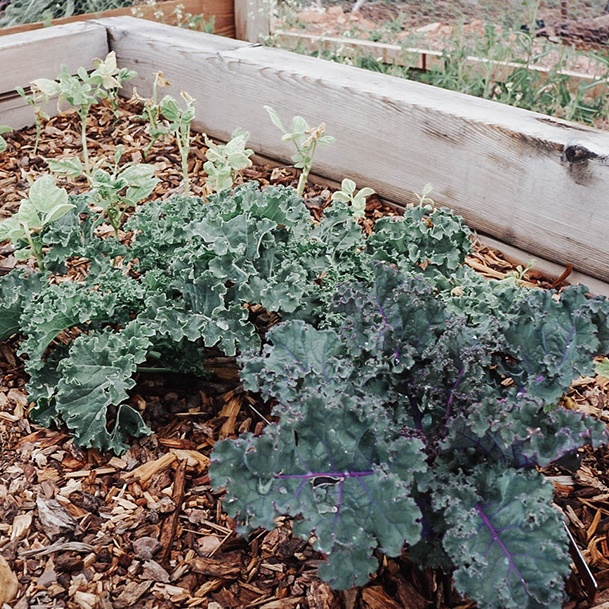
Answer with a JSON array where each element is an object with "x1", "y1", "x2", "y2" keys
[
  {"x1": 0, "y1": 175, "x2": 72, "y2": 269},
  {"x1": 0, "y1": 126, "x2": 11, "y2": 153},
  {"x1": 88, "y1": 147, "x2": 159, "y2": 237},
  {"x1": 203, "y1": 129, "x2": 254, "y2": 194},
  {"x1": 16, "y1": 83, "x2": 50, "y2": 154},
  {"x1": 135, "y1": 71, "x2": 171, "y2": 154},
  {"x1": 264, "y1": 105, "x2": 334, "y2": 197},
  {"x1": 159, "y1": 92, "x2": 196, "y2": 194},
  {"x1": 415, "y1": 183, "x2": 435, "y2": 207},
  {"x1": 331, "y1": 178, "x2": 375, "y2": 219},
  {"x1": 31, "y1": 52, "x2": 135, "y2": 177},
  {"x1": 90, "y1": 51, "x2": 137, "y2": 115}
]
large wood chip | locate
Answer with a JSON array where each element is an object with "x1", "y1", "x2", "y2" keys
[
  {"x1": 191, "y1": 556, "x2": 241, "y2": 578},
  {"x1": 258, "y1": 598, "x2": 305, "y2": 608},
  {"x1": 114, "y1": 581, "x2": 154, "y2": 608},
  {"x1": 0, "y1": 554, "x2": 19, "y2": 604},
  {"x1": 306, "y1": 579, "x2": 341, "y2": 609},
  {"x1": 362, "y1": 586, "x2": 404, "y2": 609},
  {"x1": 219, "y1": 395, "x2": 242, "y2": 438},
  {"x1": 124, "y1": 452, "x2": 177, "y2": 484},
  {"x1": 36, "y1": 496, "x2": 79, "y2": 539}
]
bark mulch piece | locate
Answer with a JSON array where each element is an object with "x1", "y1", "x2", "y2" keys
[{"x1": 0, "y1": 97, "x2": 608, "y2": 609}]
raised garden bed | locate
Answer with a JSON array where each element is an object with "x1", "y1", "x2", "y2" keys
[
  {"x1": 0, "y1": 0, "x2": 237, "y2": 38},
  {"x1": 2, "y1": 16, "x2": 609, "y2": 609}
]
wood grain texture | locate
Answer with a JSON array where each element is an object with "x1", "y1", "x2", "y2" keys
[
  {"x1": 0, "y1": 22, "x2": 109, "y2": 129},
  {"x1": 101, "y1": 18, "x2": 609, "y2": 282},
  {"x1": 234, "y1": 0, "x2": 271, "y2": 42},
  {"x1": 0, "y1": 0, "x2": 235, "y2": 39},
  {"x1": 0, "y1": 21, "x2": 108, "y2": 94}
]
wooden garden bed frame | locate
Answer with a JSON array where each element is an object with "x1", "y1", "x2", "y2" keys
[
  {"x1": 0, "y1": 0, "x2": 271, "y2": 43},
  {"x1": 0, "y1": 17, "x2": 608, "y2": 296}
]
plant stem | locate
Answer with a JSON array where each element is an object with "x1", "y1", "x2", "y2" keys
[
  {"x1": 137, "y1": 367, "x2": 176, "y2": 374},
  {"x1": 23, "y1": 226, "x2": 44, "y2": 271},
  {"x1": 80, "y1": 111, "x2": 91, "y2": 177},
  {"x1": 176, "y1": 124, "x2": 190, "y2": 194}
]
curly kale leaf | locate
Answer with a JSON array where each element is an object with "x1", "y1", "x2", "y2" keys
[
  {"x1": 47, "y1": 321, "x2": 154, "y2": 453},
  {"x1": 0, "y1": 269, "x2": 44, "y2": 341},
  {"x1": 329, "y1": 262, "x2": 448, "y2": 367},
  {"x1": 240, "y1": 319, "x2": 351, "y2": 405},
  {"x1": 140, "y1": 276, "x2": 256, "y2": 357},
  {"x1": 210, "y1": 394, "x2": 426, "y2": 589},
  {"x1": 20, "y1": 271, "x2": 143, "y2": 366},
  {"x1": 445, "y1": 393, "x2": 608, "y2": 468},
  {"x1": 124, "y1": 193, "x2": 209, "y2": 270},
  {"x1": 42, "y1": 196, "x2": 126, "y2": 273},
  {"x1": 437, "y1": 465, "x2": 570, "y2": 609},
  {"x1": 501, "y1": 285, "x2": 609, "y2": 403},
  {"x1": 367, "y1": 205, "x2": 471, "y2": 276}
]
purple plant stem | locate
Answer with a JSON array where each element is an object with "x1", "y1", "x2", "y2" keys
[{"x1": 275, "y1": 470, "x2": 374, "y2": 480}]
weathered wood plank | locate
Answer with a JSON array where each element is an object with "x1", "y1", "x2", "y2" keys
[
  {"x1": 234, "y1": 0, "x2": 271, "y2": 42},
  {"x1": 274, "y1": 31, "x2": 609, "y2": 97},
  {"x1": 0, "y1": 21, "x2": 108, "y2": 94},
  {"x1": 0, "y1": 0, "x2": 235, "y2": 39},
  {"x1": 0, "y1": 22, "x2": 109, "y2": 130},
  {"x1": 101, "y1": 16, "x2": 609, "y2": 282}
]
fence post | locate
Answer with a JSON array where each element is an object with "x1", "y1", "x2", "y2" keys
[{"x1": 234, "y1": 0, "x2": 271, "y2": 42}]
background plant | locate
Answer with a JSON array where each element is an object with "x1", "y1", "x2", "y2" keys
[
  {"x1": 159, "y1": 92, "x2": 196, "y2": 194},
  {"x1": 331, "y1": 177, "x2": 375, "y2": 218},
  {"x1": 203, "y1": 128, "x2": 254, "y2": 194},
  {"x1": 264, "y1": 105, "x2": 335, "y2": 196},
  {"x1": 31, "y1": 51, "x2": 136, "y2": 176},
  {"x1": 284, "y1": 23, "x2": 609, "y2": 128},
  {"x1": 0, "y1": 0, "x2": 136, "y2": 27}
]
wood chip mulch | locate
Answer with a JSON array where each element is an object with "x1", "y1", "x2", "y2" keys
[{"x1": 0, "y1": 97, "x2": 608, "y2": 609}]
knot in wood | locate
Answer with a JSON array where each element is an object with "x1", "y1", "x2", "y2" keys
[{"x1": 562, "y1": 143, "x2": 599, "y2": 164}]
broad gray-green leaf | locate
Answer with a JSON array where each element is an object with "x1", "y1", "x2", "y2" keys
[
  {"x1": 0, "y1": 216, "x2": 24, "y2": 243},
  {"x1": 53, "y1": 321, "x2": 154, "y2": 453},
  {"x1": 47, "y1": 156, "x2": 84, "y2": 179},
  {"x1": 28, "y1": 175, "x2": 70, "y2": 216},
  {"x1": 438, "y1": 466, "x2": 569, "y2": 609},
  {"x1": 211, "y1": 397, "x2": 425, "y2": 589}
]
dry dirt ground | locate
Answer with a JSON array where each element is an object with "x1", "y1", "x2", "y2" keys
[{"x1": 1, "y1": 98, "x2": 609, "y2": 609}]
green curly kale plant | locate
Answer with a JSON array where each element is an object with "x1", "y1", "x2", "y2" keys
[{"x1": 0, "y1": 174, "x2": 607, "y2": 607}]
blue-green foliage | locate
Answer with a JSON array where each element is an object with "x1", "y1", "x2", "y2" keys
[{"x1": 1, "y1": 182, "x2": 608, "y2": 608}]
